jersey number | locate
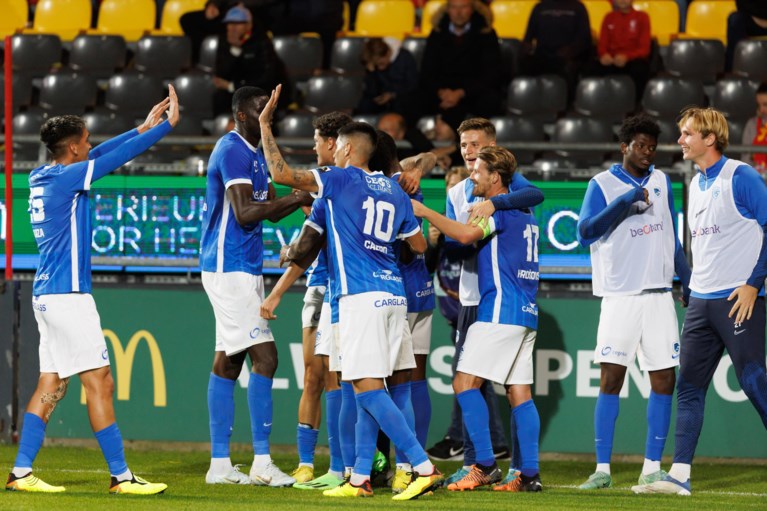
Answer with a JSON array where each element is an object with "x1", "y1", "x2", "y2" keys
[
  {"x1": 362, "y1": 197, "x2": 395, "y2": 240},
  {"x1": 523, "y1": 224, "x2": 539, "y2": 262},
  {"x1": 29, "y1": 187, "x2": 45, "y2": 222}
]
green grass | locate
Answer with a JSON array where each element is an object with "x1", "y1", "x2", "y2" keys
[{"x1": 1, "y1": 445, "x2": 765, "y2": 510}]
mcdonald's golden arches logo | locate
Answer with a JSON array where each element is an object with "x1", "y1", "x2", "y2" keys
[{"x1": 80, "y1": 329, "x2": 167, "y2": 407}]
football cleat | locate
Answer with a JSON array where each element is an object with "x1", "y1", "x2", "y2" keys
[
  {"x1": 371, "y1": 451, "x2": 392, "y2": 487},
  {"x1": 519, "y1": 473, "x2": 543, "y2": 492},
  {"x1": 426, "y1": 437, "x2": 464, "y2": 461},
  {"x1": 447, "y1": 464, "x2": 502, "y2": 491},
  {"x1": 390, "y1": 469, "x2": 413, "y2": 494},
  {"x1": 637, "y1": 469, "x2": 668, "y2": 486},
  {"x1": 6, "y1": 472, "x2": 65, "y2": 493},
  {"x1": 391, "y1": 468, "x2": 443, "y2": 501},
  {"x1": 290, "y1": 465, "x2": 314, "y2": 483},
  {"x1": 631, "y1": 474, "x2": 691, "y2": 496},
  {"x1": 323, "y1": 480, "x2": 373, "y2": 497},
  {"x1": 442, "y1": 466, "x2": 469, "y2": 487},
  {"x1": 109, "y1": 474, "x2": 167, "y2": 495},
  {"x1": 578, "y1": 471, "x2": 612, "y2": 490},
  {"x1": 205, "y1": 465, "x2": 251, "y2": 485},
  {"x1": 250, "y1": 462, "x2": 296, "y2": 487},
  {"x1": 493, "y1": 469, "x2": 522, "y2": 492},
  {"x1": 293, "y1": 472, "x2": 345, "y2": 490}
]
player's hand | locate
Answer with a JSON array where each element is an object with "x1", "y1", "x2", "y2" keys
[
  {"x1": 373, "y1": 92, "x2": 395, "y2": 105},
  {"x1": 614, "y1": 54, "x2": 628, "y2": 67},
  {"x1": 468, "y1": 200, "x2": 495, "y2": 225},
  {"x1": 727, "y1": 284, "x2": 758, "y2": 326},
  {"x1": 279, "y1": 244, "x2": 293, "y2": 267},
  {"x1": 411, "y1": 199, "x2": 427, "y2": 217},
  {"x1": 259, "y1": 84, "x2": 282, "y2": 126},
  {"x1": 293, "y1": 189, "x2": 314, "y2": 207},
  {"x1": 643, "y1": 188, "x2": 650, "y2": 204},
  {"x1": 212, "y1": 76, "x2": 230, "y2": 90},
  {"x1": 166, "y1": 84, "x2": 179, "y2": 127},
  {"x1": 260, "y1": 294, "x2": 280, "y2": 320},
  {"x1": 600, "y1": 54, "x2": 614, "y2": 66},
  {"x1": 398, "y1": 169, "x2": 420, "y2": 194},
  {"x1": 137, "y1": 97, "x2": 170, "y2": 133},
  {"x1": 428, "y1": 224, "x2": 440, "y2": 246}
]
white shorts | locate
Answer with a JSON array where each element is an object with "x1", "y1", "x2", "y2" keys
[
  {"x1": 457, "y1": 322, "x2": 536, "y2": 385},
  {"x1": 329, "y1": 322, "x2": 342, "y2": 373},
  {"x1": 314, "y1": 301, "x2": 332, "y2": 357},
  {"x1": 202, "y1": 271, "x2": 275, "y2": 356},
  {"x1": 302, "y1": 285, "x2": 326, "y2": 329},
  {"x1": 595, "y1": 291, "x2": 680, "y2": 371},
  {"x1": 33, "y1": 294, "x2": 110, "y2": 379},
  {"x1": 407, "y1": 310, "x2": 433, "y2": 355},
  {"x1": 338, "y1": 292, "x2": 413, "y2": 380}
]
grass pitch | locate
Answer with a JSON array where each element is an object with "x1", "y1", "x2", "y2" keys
[{"x1": 0, "y1": 445, "x2": 765, "y2": 510}]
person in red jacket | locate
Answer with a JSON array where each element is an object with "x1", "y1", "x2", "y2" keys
[{"x1": 586, "y1": 0, "x2": 651, "y2": 103}]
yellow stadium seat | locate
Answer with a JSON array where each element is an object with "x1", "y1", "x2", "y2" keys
[
  {"x1": 23, "y1": 0, "x2": 91, "y2": 41},
  {"x1": 420, "y1": 0, "x2": 444, "y2": 35},
  {"x1": 491, "y1": 0, "x2": 537, "y2": 40},
  {"x1": 343, "y1": 1, "x2": 350, "y2": 32},
  {"x1": 0, "y1": 0, "x2": 27, "y2": 38},
  {"x1": 582, "y1": 0, "x2": 613, "y2": 40},
  {"x1": 633, "y1": 0, "x2": 679, "y2": 46},
  {"x1": 91, "y1": 0, "x2": 156, "y2": 42},
  {"x1": 353, "y1": 0, "x2": 415, "y2": 38},
  {"x1": 681, "y1": 0, "x2": 736, "y2": 44},
  {"x1": 155, "y1": 0, "x2": 207, "y2": 36}
]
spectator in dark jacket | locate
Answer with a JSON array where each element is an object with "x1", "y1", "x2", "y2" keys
[
  {"x1": 357, "y1": 38, "x2": 420, "y2": 118},
  {"x1": 726, "y1": 0, "x2": 767, "y2": 71},
  {"x1": 419, "y1": 0, "x2": 504, "y2": 132},
  {"x1": 180, "y1": 0, "x2": 231, "y2": 64}
]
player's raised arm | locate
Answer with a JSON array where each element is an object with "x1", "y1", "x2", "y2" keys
[
  {"x1": 227, "y1": 186, "x2": 313, "y2": 226},
  {"x1": 413, "y1": 200, "x2": 484, "y2": 246},
  {"x1": 258, "y1": 84, "x2": 319, "y2": 192},
  {"x1": 398, "y1": 152, "x2": 437, "y2": 194}
]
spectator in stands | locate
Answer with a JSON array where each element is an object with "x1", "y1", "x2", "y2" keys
[
  {"x1": 212, "y1": 5, "x2": 287, "y2": 117},
  {"x1": 357, "y1": 38, "x2": 420, "y2": 119},
  {"x1": 521, "y1": 0, "x2": 593, "y2": 103},
  {"x1": 726, "y1": 0, "x2": 767, "y2": 71},
  {"x1": 180, "y1": 1, "x2": 231, "y2": 65},
  {"x1": 419, "y1": 0, "x2": 504, "y2": 132},
  {"x1": 742, "y1": 82, "x2": 767, "y2": 173},
  {"x1": 585, "y1": 0, "x2": 651, "y2": 103},
  {"x1": 421, "y1": 115, "x2": 461, "y2": 170},
  {"x1": 377, "y1": 112, "x2": 436, "y2": 161}
]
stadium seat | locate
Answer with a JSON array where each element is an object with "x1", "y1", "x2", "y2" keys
[
  {"x1": 663, "y1": 39, "x2": 724, "y2": 83},
  {"x1": 490, "y1": 0, "x2": 537, "y2": 40},
  {"x1": 135, "y1": 35, "x2": 192, "y2": 79},
  {"x1": 710, "y1": 77, "x2": 759, "y2": 122},
  {"x1": 68, "y1": 35, "x2": 127, "y2": 80},
  {"x1": 352, "y1": 0, "x2": 415, "y2": 38},
  {"x1": 641, "y1": 77, "x2": 705, "y2": 120},
  {"x1": 420, "y1": 1, "x2": 443, "y2": 35},
  {"x1": 732, "y1": 39, "x2": 767, "y2": 83},
  {"x1": 211, "y1": 113, "x2": 233, "y2": 137},
  {"x1": 582, "y1": 0, "x2": 613, "y2": 40},
  {"x1": 498, "y1": 38, "x2": 521, "y2": 87},
  {"x1": 23, "y1": 0, "x2": 91, "y2": 41},
  {"x1": 39, "y1": 71, "x2": 98, "y2": 115},
  {"x1": 553, "y1": 117, "x2": 614, "y2": 167},
  {"x1": 91, "y1": 0, "x2": 157, "y2": 42},
  {"x1": 353, "y1": 114, "x2": 380, "y2": 126},
  {"x1": 0, "y1": 0, "x2": 27, "y2": 39},
  {"x1": 402, "y1": 36, "x2": 427, "y2": 71},
  {"x1": 155, "y1": 0, "x2": 206, "y2": 36},
  {"x1": 12, "y1": 110, "x2": 46, "y2": 162},
  {"x1": 11, "y1": 34, "x2": 62, "y2": 78},
  {"x1": 633, "y1": 0, "x2": 679, "y2": 46},
  {"x1": 729, "y1": 118, "x2": 745, "y2": 148},
  {"x1": 83, "y1": 111, "x2": 136, "y2": 135},
  {"x1": 330, "y1": 36, "x2": 366, "y2": 75},
  {"x1": 574, "y1": 75, "x2": 636, "y2": 122},
  {"x1": 303, "y1": 75, "x2": 363, "y2": 114},
  {"x1": 0, "y1": 73, "x2": 32, "y2": 113},
  {"x1": 680, "y1": 0, "x2": 736, "y2": 44},
  {"x1": 105, "y1": 72, "x2": 165, "y2": 119},
  {"x1": 507, "y1": 75, "x2": 568, "y2": 123},
  {"x1": 173, "y1": 72, "x2": 216, "y2": 119},
  {"x1": 274, "y1": 34, "x2": 324, "y2": 82},
  {"x1": 278, "y1": 113, "x2": 316, "y2": 138},
  {"x1": 172, "y1": 115, "x2": 204, "y2": 135},
  {"x1": 491, "y1": 116, "x2": 545, "y2": 164},
  {"x1": 197, "y1": 35, "x2": 218, "y2": 74},
  {"x1": 654, "y1": 118, "x2": 681, "y2": 167}
]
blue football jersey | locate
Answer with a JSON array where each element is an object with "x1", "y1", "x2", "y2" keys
[
  {"x1": 477, "y1": 208, "x2": 540, "y2": 329},
  {"x1": 29, "y1": 122, "x2": 172, "y2": 295},
  {"x1": 200, "y1": 131, "x2": 270, "y2": 275},
  {"x1": 308, "y1": 199, "x2": 339, "y2": 323},
  {"x1": 304, "y1": 199, "x2": 329, "y2": 288},
  {"x1": 311, "y1": 166, "x2": 420, "y2": 299}
]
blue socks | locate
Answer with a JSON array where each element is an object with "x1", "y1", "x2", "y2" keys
[
  {"x1": 356, "y1": 388, "x2": 428, "y2": 468},
  {"x1": 208, "y1": 373, "x2": 236, "y2": 458},
  {"x1": 645, "y1": 391, "x2": 673, "y2": 461},
  {"x1": 326, "y1": 389, "x2": 344, "y2": 473},
  {"x1": 14, "y1": 413, "x2": 46, "y2": 470},
  {"x1": 456, "y1": 388, "x2": 494, "y2": 467},
  {"x1": 389, "y1": 382, "x2": 415, "y2": 464},
  {"x1": 594, "y1": 392, "x2": 620, "y2": 464},
  {"x1": 353, "y1": 401, "x2": 379, "y2": 477},
  {"x1": 411, "y1": 380, "x2": 431, "y2": 448},
  {"x1": 510, "y1": 411, "x2": 522, "y2": 469},
  {"x1": 248, "y1": 373, "x2": 273, "y2": 455},
  {"x1": 94, "y1": 422, "x2": 128, "y2": 476},
  {"x1": 297, "y1": 424, "x2": 319, "y2": 465},
  {"x1": 339, "y1": 382, "x2": 357, "y2": 469},
  {"x1": 512, "y1": 399, "x2": 540, "y2": 476}
]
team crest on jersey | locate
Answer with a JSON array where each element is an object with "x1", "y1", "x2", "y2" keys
[
  {"x1": 365, "y1": 175, "x2": 393, "y2": 194},
  {"x1": 653, "y1": 187, "x2": 661, "y2": 197},
  {"x1": 711, "y1": 186, "x2": 721, "y2": 199}
]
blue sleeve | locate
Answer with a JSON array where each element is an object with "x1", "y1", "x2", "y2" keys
[
  {"x1": 88, "y1": 128, "x2": 140, "y2": 159},
  {"x1": 307, "y1": 199, "x2": 326, "y2": 233},
  {"x1": 577, "y1": 180, "x2": 644, "y2": 246},
  {"x1": 220, "y1": 142, "x2": 254, "y2": 185},
  {"x1": 732, "y1": 164, "x2": 767, "y2": 288},
  {"x1": 316, "y1": 166, "x2": 345, "y2": 200},
  {"x1": 667, "y1": 174, "x2": 691, "y2": 297},
  {"x1": 489, "y1": 186, "x2": 544, "y2": 211},
  {"x1": 86, "y1": 121, "x2": 172, "y2": 186}
]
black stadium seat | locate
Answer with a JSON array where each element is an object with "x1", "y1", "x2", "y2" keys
[
  {"x1": 553, "y1": 117, "x2": 614, "y2": 167},
  {"x1": 274, "y1": 35, "x2": 324, "y2": 82},
  {"x1": 105, "y1": 71, "x2": 165, "y2": 119},
  {"x1": 278, "y1": 113, "x2": 315, "y2": 138},
  {"x1": 197, "y1": 35, "x2": 218, "y2": 74},
  {"x1": 39, "y1": 71, "x2": 98, "y2": 115},
  {"x1": 491, "y1": 116, "x2": 544, "y2": 165},
  {"x1": 135, "y1": 35, "x2": 192, "y2": 80},
  {"x1": 68, "y1": 34, "x2": 127, "y2": 80},
  {"x1": 710, "y1": 77, "x2": 759, "y2": 123},
  {"x1": 733, "y1": 39, "x2": 767, "y2": 83},
  {"x1": 507, "y1": 75, "x2": 567, "y2": 123},
  {"x1": 11, "y1": 33, "x2": 62, "y2": 78},
  {"x1": 330, "y1": 36, "x2": 366, "y2": 75},
  {"x1": 574, "y1": 75, "x2": 636, "y2": 122},
  {"x1": 174, "y1": 72, "x2": 216, "y2": 119},
  {"x1": 664, "y1": 38, "x2": 724, "y2": 83},
  {"x1": 641, "y1": 77, "x2": 705, "y2": 120},
  {"x1": 0, "y1": 73, "x2": 33, "y2": 113},
  {"x1": 304, "y1": 75, "x2": 363, "y2": 114},
  {"x1": 83, "y1": 111, "x2": 135, "y2": 136},
  {"x1": 402, "y1": 36, "x2": 426, "y2": 71}
]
